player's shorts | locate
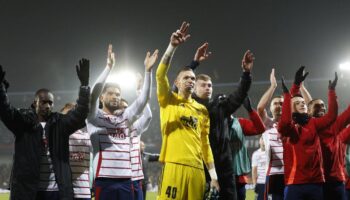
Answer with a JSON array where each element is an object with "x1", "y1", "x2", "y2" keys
[{"x1": 157, "y1": 162, "x2": 205, "y2": 200}]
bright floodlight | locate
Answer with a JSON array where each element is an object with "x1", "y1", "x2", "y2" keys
[
  {"x1": 106, "y1": 70, "x2": 137, "y2": 90},
  {"x1": 339, "y1": 62, "x2": 350, "y2": 71}
]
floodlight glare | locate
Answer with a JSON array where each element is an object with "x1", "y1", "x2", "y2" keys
[
  {"x1": 106, "y1": 70, "x2": 137, "y2": 90},
  {"x1": 339, "y1": 62, "x2": 350, "y2": 71}
]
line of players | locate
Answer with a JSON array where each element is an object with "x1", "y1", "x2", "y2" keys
[{"x1": 1, "y1": 21, "x2": 350, "y2": 200}]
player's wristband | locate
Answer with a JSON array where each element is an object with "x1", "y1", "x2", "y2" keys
[
  {"x1": 209, "y1": 168, "x2": 218, "y2": 180},
  {"x1": 164, "y1": 44, "x2": 176, "y2": 57}
]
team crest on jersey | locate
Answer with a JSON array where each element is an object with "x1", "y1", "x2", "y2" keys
[
  {"x1": 180, "y1": 116, "x2": 198, "y2": 130},
  {"x1": 107, "y1": 128, "x2": 127, "y2": 140},
  {"x1": 70, "y1": 152, "x2": 85, "y2": 161}
]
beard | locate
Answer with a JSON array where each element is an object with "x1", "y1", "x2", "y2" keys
[{"x1": 104, "y1": 101, "x2": 119, "y2": 112}]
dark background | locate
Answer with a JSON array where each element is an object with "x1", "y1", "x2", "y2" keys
[{"x1": 1, "y1": 0, "x2": 350, "y2": 188}]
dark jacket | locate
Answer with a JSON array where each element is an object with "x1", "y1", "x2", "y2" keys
[
  {"x1": 193, "y1": 72, "x2": 251, "y2": 200},
  {"x1": 0, "y1": 85, "x2": 90, "y2": 200}
]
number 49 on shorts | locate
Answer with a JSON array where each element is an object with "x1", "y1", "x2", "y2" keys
[{"x1": 165, "y1": 186, "x2": 177, "y2": 199}]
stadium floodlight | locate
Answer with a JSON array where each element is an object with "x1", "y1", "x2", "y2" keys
[
  {"x1": 106, "y1": 70, "x2": 137, "y2": 90},
  {"x1": 339, "y1": 62, "x2": 350, "y2": 71}
]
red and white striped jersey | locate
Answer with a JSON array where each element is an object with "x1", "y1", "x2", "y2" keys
[
  {"x1": 130, "y1": 135, "x2": 143, "y2": 181},
  {"x1": 87, "y1": 65, "x2": 152, "y2": 181},
  {"x1": 69, "y1": 129, "x2": 91, "y2": 198},
  {"x1": 252, "y1": 148, "x2": 267, "y2": 184},
  {"x1": 88, "y1": 110, "x2": 133, "y2": 179},
  {"x1": 262, "y1": 118, "x2": 284, "y2": 176},
  {"x1": 130, "y1": 104, "x2": 152, "y2": 181}
]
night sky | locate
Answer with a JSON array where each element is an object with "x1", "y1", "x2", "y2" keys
[{"x1": 1, "y1": 0, "x2": 350, "y2": 94}]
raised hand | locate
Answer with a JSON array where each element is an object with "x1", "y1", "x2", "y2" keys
[
  {"x1": 76, "y1": 58, "x2": 90, "y2": 86},
  {"x1": 328, "y1": 72, "x2": 338, "y2": 90},
  {"x1": 243, "y1": 97, "x2": 253, "y2": 112},
  {"x1": 0, "y1": 65, "x2": 6, "y2": 83},
  {"x1": 270, "y1": 68, "x2": 277, "y2": 88},
  {"x1": 107, "y1": 44, "x2": 115, "y2": 69},
  {"x1": 294, "y1": 66, "x2": 309, "y2": 86},
  {"x1": 241, "y1": 50, "x2": 255, "y2": 72},
  {"x1": 281, "y1": 77, "x2": 289, "y2": 94},
  {"x1": 136, "y1": 72, "x2": 143, "y2": 91},
  {"x1": 3, "y1": 80, "x2": 9, "y2": 92},
  {"x1": 194, "y1": 42, "x2": 211, "y2": 62},
  {"x1": 144, "y1": 49, "x2": 159, "y2": 72},
  {"x1": 170, "y1": 21, "x2": 191, "y2": 47},
  {"x1": 0, "y1": 65, "x2": 9, "y2": 92}
]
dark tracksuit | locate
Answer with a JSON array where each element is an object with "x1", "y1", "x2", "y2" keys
[
  {"x1": 193, "y1": 71, "x2": 251, "y2": 200},
  {"x1": 0, "y1": 84, "x2": 90, "y2": 200}
]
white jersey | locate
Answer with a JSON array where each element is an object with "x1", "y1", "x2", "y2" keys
[
  {"x1": 130, "y1": 104, "x2": 152, "y2": 181},
  {"x1": 252, "y1": 149, "x2": 267, "y2": 184},
  {"x1": 88, "y1": 110, "x2": 133, "y2": 178},
  {"x1": 69, "y1": 129, "x2": 91, "y2": 198},
  {"x1": 130, "y1": 135, "x2": 143, "y2": 181},
  {"x1": 86, "y1": 65, "x2": 152, "y2": 180},
  {"x1": 262, "y1": 118, "x2": 284, "y2": 176},
  {"x1": 38, "y1": 122, "x2": 58, "y2": 191}
]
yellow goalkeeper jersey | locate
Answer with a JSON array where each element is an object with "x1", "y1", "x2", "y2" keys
[{"x1": 156, "y1": 62, "x2": 214, "y2": 169}]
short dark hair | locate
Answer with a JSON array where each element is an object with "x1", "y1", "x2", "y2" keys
[
  {"x1": 307, "y1": 98, "x2": 322, "y2": 108},
  {"x1": 196, "y1": 74, "x2": 211, "y2": 82},
  {"x1": 120, "y1": 98, "x2": 128, "y2": 104},
  {"x1": 34, "y1": 88, "x2": 51, "y2": 98},
  {"x1": 102, "y1": 83, "x2": 121, "y2": 94},
  {"x1": 32, "y1": 88, "x2": 52, "y2": 109},
  {"x1": 176, "y1": 66, "x2": 194, "y2": 78}
]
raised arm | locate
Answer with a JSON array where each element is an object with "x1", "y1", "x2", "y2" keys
[
  {"x1": 132, "y1": 104, "x2": 152, "y2": 136},
  {"x1": 239, "y1": 97, "x2": 266, "y2": 136},
  {"x1": 333, "y1": 105, "x2": 350, "y2": 133},
  {"x1": 0, "y1": 66, "x2": 33, "y2": 135},
  {"x1": 314, "y1": 73, "x2": 338, "y2": 130},
  {"x1": 277, "y1": 78, "x2": 297, "y2": 137},
  {"x1": 88, "y1": 44, "x2": 115, "y2": 121},
  {"x1": 257, "y1": 68, "x2": 276, "y2": 122},
  {"x1": 157, "y1": 22, "x2": 190, "y2": 105},
  {"x1": 339, "y1": 125, "x2": 350, "y2": 144},
  {"x1": 225, "y1": 50, "x2": 254, "y2": 115},
  {"x1": 171, "y1": 42, "x2": 210, "y2": 92},
  {"x1": 62, "y1": 58, "x2": 90, "y2": 135},
  {"x1": 123, "y1": 50, "x2": 158, "y2": 124},
  {"x1": 300, "y1": 83, "x2": 312, "y2": 104}
]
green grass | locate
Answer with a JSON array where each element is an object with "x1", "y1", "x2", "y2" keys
[
  {"x1": 0, "y1": 193, "x2": 8, "y2": 200},
  {"x1": 0, "y1": 189, "x2": 256, "y2": 199}
]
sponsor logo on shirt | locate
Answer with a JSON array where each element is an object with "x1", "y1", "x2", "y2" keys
[
  {"x1": 70, "y1": 152, "x2": 85, "y2": 161},
  {"x1": 180, "y1": 116, "x2": 198, "y2": 130},
  {"x1": 106, "y1": 128, "x2": 127, "y2": 140}
]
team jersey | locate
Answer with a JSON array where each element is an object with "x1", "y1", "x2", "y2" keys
[
  {"x1": 317, "y1": 105, "x2": 350, "y2": 182},
  {"x1": 38, "y1": 122, "x2": 58, "y2": 191},
  {"x1": 252, "y1": 149, "x2": 267, "y2": 184},
  {"x1": 262, "y1": 118, "x2": 285, "y2": 176},
  {"x1": 130, "y1": 104, "x2": 152, "y2": 181},
  {"x1": 87, "y1": 65, "x2": 152, "y2": 179},
  {"x1": 156, "y1": 62, "x2": 214, "y2": 169},
  {"x1": 69, "y1": 129, "x2": 91, "y2": 198},
  {"x1": 278, "y1": 89, "x2": 337, "y2": 185}
]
